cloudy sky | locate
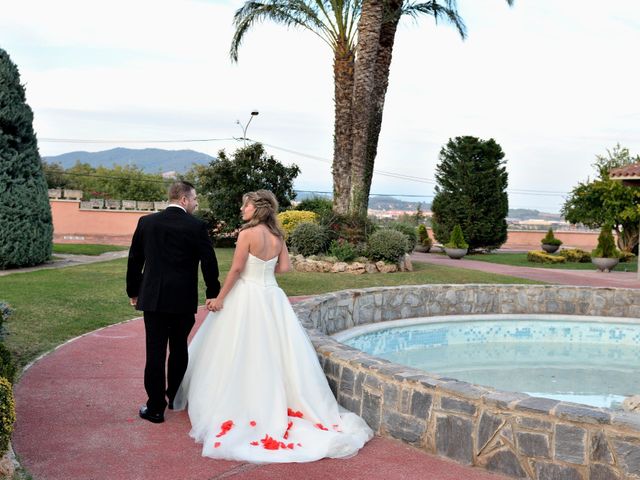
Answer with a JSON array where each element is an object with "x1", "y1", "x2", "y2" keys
[{"x1": 1, "y1": 0, "x2": 639, "y2": 213}]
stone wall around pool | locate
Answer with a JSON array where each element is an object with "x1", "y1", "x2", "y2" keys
[{"x1": 293, "y1": 285, "x2": 640, "y2": 480}]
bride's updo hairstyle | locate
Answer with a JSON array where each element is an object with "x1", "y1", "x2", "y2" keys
[{"x1": 241, "y1": 190, "x2": 285, "y2": 239}]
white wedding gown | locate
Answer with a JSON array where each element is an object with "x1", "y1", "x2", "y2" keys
[{"x1": 173, "y1": 253, "x2": 373, "y2": 463}]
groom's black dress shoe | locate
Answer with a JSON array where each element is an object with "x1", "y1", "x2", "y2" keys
[
  {"x1": 168, "y1": 400, "x2": 174, "y2": 410},
  {"x1": 139, "y1": 406, "x2": 164, "y2": 423}
]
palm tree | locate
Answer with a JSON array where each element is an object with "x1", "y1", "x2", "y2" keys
[
  {"x1": 231, "y1": 0, "x2": 361, "y2": 215},
  {"x1": 231, "y1": 0, "x2": 514, "y2": 217}
]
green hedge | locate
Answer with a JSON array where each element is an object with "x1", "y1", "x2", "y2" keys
[{"x1": 0, "y1": 376, "x2": 15, "y2": 456}]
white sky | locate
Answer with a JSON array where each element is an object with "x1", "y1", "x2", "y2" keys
[{"x1": 1, "y1": 0, "x2": 639, "y2": 213}]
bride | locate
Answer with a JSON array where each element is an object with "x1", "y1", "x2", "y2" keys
[{"x1": 174, "y1": 189, "x2": 373, "y2": 462}]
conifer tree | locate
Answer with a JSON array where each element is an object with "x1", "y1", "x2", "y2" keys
[
  {"x1": 431, "y1": 136, "x2": 508, "y2": 251},
  {"x1": 0, "y1": 48, "x2": 53, "y2": 268}
]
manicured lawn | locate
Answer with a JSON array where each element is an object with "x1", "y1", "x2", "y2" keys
[
  {"x1": 52, "y1": 243, "x2": 129, "y2": 256},
  {"x1": 464, "y1": 252, "x2": 638, "y2": 272},
  {"x1": 1, "y1": 248, "x2": 540, "y2": 370}
]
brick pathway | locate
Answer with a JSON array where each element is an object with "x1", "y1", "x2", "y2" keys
[
  {"x1": 411, "y1": 252, "x2": 640, "y2": 289},
  {"x1": 13, "y1": 307, "x2": 509, "y2": 480}
]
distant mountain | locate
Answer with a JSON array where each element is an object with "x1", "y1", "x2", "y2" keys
[
  {"x1": 507, "y1": 209, "x2": 563, "y2": 221},
  {"x1": 43, "y1": 147, "x2": 215, "y2": 173}
]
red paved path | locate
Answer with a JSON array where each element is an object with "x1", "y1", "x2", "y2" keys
[
  {"x1": 13, "y1": 305, "x2": 508, "y2": 480},
  {"x1": 412, "y1": 252, "x2": 640, "y2": 289}
]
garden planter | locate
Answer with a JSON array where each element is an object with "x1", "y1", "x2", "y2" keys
[
  {"x1": 592, "y1": 257, "x2": 619, "y2": 272},
  {"x1": 444, "y1": 248, "x2": 467, "y2": 259},
  {"x1": 541, "y1": 243, "x2": 560, "y2": 254}
]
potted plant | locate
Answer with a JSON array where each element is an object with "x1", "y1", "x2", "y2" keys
[
  {"x1": 541, "y1": 228, "x2": 562, "y2": 254},
  {"x1": 444, "y1": 224, "x2": 468, "y2": 259},
  {"x1": 414, "y1": 224, "x2": 432, "y2": 253},
  {"x1": 591, "y1": 225, "x2": 620, "y2": 272}
]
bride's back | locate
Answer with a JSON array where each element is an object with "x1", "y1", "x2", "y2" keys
[{"x1": 246, "y1": 224, "x2": 282, "y2": 261}]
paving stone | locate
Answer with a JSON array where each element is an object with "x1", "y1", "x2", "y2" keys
[
  {"x1": 590, "y1": 431, "x2": 614, "y2": 464},
  {"x1": 612, "y1": 440, "x2": 640, "y2": 476},
  {"x1": 483, "y1": 391, "x2": 529, "y2": 410},
  {"x1": 383, "y1": 383, "x2": 399, "y2": 409},
  {"x1": 338, "y1": 393, "x2": 361, "y2": 416},
  {"x1": 362, "y1": 389, "x2": 382, "y2": 431},
  {"x1": 484, "y1": 448, "x2": 528, "y2": 479},
  {"x1": 554, "y1": 403, "x2": 611, "y2": 425},
  {"x1": 516, "y1": 431, "x2": 550, "y2": 458},
  {"x1": 435, "y1": 414, "x2": 474, "y2": 465},
  {"x1": 339, "y1": 366, "x2": 356, "y2": 396},
  {"x1": 589, "y1": 463, "x2": 621, "y2": 480},
  {"x1": 477, "y1": 412, "x2": 505, "y2": 452},
  {"x1": 514, "y1": 397, "x2": 560, "y2": 415},
  {"x1": 533, "y1": 461, "x2": 582, "y2": 480},
  {"x1": 382, "y1": 409, "x2": 426, "y2": 445},
  {"x1": 441, "y1": 396, "x2": 477, "y2": 416},
  {"x1": 554, "y1": 424, "x2": 586, "y2": 465},
  {"x1": 410, "y1": 390, "x2": 432, "y2": 420}
]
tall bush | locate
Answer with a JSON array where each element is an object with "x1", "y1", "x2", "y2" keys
[
  {"x1": 277, "y1": 210, "x2": 317, "y2": 239},
  {"x1": 0, "y1": 48, "x2": 53, "y2": 268},
  {"x1": 592, "y1": 225, "x2": 619, "y2": 259},
  {"x1": 290, "y1": 222, "x2": 329, "y2": 257},
  {"x1": 431, "y1": 136, "x2": 508, "y2": 251},
  {"x1": 0, "y1": 376, "x2": 15, "y2": 456}
]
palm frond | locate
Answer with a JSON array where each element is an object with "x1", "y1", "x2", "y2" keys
[
  {"x1": 230, "y1": 0, "x2": 334, "y2": 62},
  {"x1": 402, "y1": 1, "x2": 467, "y2": 39}
]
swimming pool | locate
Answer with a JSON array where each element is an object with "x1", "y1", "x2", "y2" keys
[{"x1": 335, "y1": 314, "x2": 640, "y2": 409}]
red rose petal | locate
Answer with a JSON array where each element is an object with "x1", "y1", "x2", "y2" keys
[
  {"x1": 315, "y1": 423, "x2": 328, "y2": 431},
  {"x1": 214, "y1": 442, "x2": 221, "y2": 448},
  {"x1": 287, "y1": 443, "x2": 294, "y2": 449},
  {"x1": 250, "y1": 421, "x2": 256, "y2": 427},
  {"x1": 287, "y1": 408, "x2": 303, "y2": 418},
  {"x1": 250, "y1": 441, "x2": 259, "y2": 446}
]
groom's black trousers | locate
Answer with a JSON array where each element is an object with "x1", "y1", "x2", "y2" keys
[{"x1": 143, "y1": 311, "x2": 195, "y2": 413}]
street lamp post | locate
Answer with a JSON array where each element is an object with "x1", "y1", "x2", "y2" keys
[{"x1": 236, "y1": 111, "x2": 259, "y2": 147}]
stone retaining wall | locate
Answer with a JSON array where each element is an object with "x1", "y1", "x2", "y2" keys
[{"x1": 293, "y1": 285, "x2": 640, "y2": 479}]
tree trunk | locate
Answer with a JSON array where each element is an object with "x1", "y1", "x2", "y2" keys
[
  {"x1": 332, "y1": 41, "x2": 356, "y2": 215},
  {"x1": 362, "y1": 1, "x2": 403, "y2": 206},
  {"x1": 617, "y1": 223, "x2": 639, "y2": 252},
  {"x1": 348, "y1": 0, "x2": 384, "y2": 218}
]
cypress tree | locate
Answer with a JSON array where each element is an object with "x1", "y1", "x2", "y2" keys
[
  {"x1": 431, "y1": 136, "x2": 508, "y2": 251},
  {"x1": 0, "y1": 48, "x2": 53, "y2": 268}
]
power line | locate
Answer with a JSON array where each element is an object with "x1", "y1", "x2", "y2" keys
[{"x1": 40, "y1": 135, "x2": 570, "y2": 196}]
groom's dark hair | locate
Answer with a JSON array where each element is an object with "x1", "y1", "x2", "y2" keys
[{"x1": 168, "y1": 181, "x2": 195, "y2": 201}]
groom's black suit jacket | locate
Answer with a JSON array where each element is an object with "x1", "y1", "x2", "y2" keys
[{"x1": 126, "y1": 206, "x2": 220, "y2": 313}]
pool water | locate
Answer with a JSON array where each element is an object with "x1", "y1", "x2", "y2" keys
[{"x1": 338, "y1": 315, "x2": 640, "y2": 409}]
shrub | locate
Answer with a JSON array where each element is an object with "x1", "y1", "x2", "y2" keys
[
  {"x1": 324, "y1": 214, "x2": 378, "y2": 244},
  {"x1": 558, "y1": 248, "x2": 591, "y2": 263},
  {"x1": 367, "y1": 229, "x2": 409, "y2": 263},
  {"x1": 0, "y1": 302, "x2": 11, "y2": 332},
  {"x1": 541, "y1": 228, "x2": 563, "y2": 246},
  {"x1": 295, "y1": 197, "x2": 333, "y2": 217},
  {"x1": 619, "y1": 251, "x2": 636, "y2": 263},
  {"x1": 0, "y1": 344, "x2": 15, "y2": 384},
  {"x1": 527, "y1": 250, "x2": 567, "y2": 264},
  {"x1": 445, "y1": 225, "x2": 469, "y2": 249},
  {"x1": 416, "y1": 224, "x2": 433, "y2": 252},
  {"x1": 389, "y1": 222, "x2": 417, "y2": 252},
  {"x1": 328, "y1": 239, "x2": 358, "y2": 262},
  {"x1": 290, "y1": 222, "x2": 329, "y2": 256},
  {"x1": 277, "y1": 210, "x2": 318, "y2": 239},
  {"x1": 0, "y1": 48, "x2": 53, "y2": 268},
  {"x1": 592, "y1": 225, "x2": 619, "y2": 258},
  {"x1": 0, "y1": 376, "x2": 15, "y2": 456}
]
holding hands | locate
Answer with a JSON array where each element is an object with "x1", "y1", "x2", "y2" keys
[{"x1": 206, "y1": 298, "x2": 223, "y2": 312}]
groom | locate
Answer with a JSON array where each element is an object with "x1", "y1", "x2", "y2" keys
[{"x1": 126, "y1": 180, "x2": 220, "y2": 423}]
